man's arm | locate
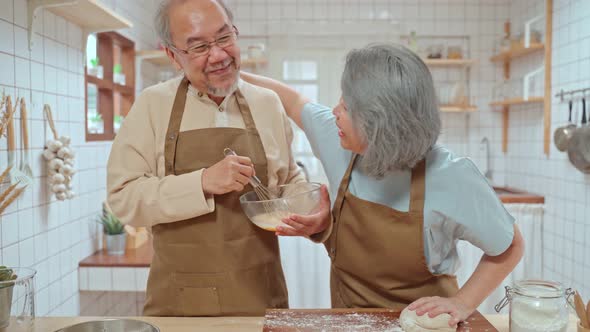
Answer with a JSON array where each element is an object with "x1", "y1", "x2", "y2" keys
[
  {"x1": 107, "y1": 94, "x2": 254, "y2": 228},
  {"x1": 241, "y1": 71, "x2": 310, "y2": 129}
]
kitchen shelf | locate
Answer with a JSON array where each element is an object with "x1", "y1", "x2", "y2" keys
[
  {"x1": 86, "y1": 75, "x2": 134, "y2": 95},
  {"x1": 28, "y1": 0, "x2": 132, "y2": 50},
  {"x1": 490, "y1": 97, "x2": 545, "y2": 108},
  {"x1": 490, "y1": 9, "x2": 552, "y2": 155},
  {"x1": 490, "y1": 43, "x2": 544, "y2": 63},
  {"x1": 491, "y1": 95, "x2": 547, "y2": 154},
  {"x1": 440, "y1": 105, "x2": 477, "y2": 113},
  {"x1": 424, "y1": 59, "x2": 476, "y2": 67},
  {"x1": 136, "y1": 50, "x2": 172, "y2": 67}
]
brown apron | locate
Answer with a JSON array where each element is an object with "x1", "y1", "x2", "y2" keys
[
  {"x1": 325, "y1": 154, "x2": 458, "y2": 309},
  {"x1": 143, "y1": 77, "x2": 288, "y2": 316}
]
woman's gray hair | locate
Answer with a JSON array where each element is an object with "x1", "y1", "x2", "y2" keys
[
  {"x1": 155, "y1": 0, "x2": 234, "y2": 47},
  {"x1": 341, "y1": 43, "x2": 441, "y2": 177}
]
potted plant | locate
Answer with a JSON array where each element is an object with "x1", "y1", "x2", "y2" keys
[
  {"x1": 97, "y1": 209, "x2": 127, "y2": 255},
  {"x1": 87, "y1": 113, "x2": 103, "y2": 134},
  {"x1": 0, "y1": 267, "x2": 16, "y2": 330},
  {"x1": 114, "y1": 115, "x2": 124, "y2": 133},
  {"x1": 113, "y1": 64, "x2": 126, "y2": 85},
  {"x1": 88, "y1": 58, "x2": 103, "y2": 79}
]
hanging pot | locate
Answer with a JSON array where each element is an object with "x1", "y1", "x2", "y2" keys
[
  {"x1": 567, "y1": 98, "x2": 590, "y2": 173},
  {"x1": 554, "y1": 100, "x2": 576, "y2": 151}
]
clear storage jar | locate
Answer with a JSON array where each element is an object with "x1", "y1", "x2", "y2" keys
[
  {"x1": 496, "y1": 280, "x2": 574, "y2": 332},
  {"x1": 0, "y1": 267, "x2": 36, "y2": 332}
]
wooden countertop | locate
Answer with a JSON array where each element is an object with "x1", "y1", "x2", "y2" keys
[
  {"x1": 493, "y1": 186, "x2": 545, "y2": 204},
  {"x1": 19, "y1": 315, "x2": 582, "y2": 332},
  {"x1": 79, "y1": 240, "x2": 153, "y2": 268}
]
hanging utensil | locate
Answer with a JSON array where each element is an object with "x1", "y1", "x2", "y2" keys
[
  {"x1": 6, "y1": 97, "x2": 31, "y2": 187},
  {"x1": 567, "y1": 97, "x2": 590, "y2": 173},
  {"x1": 554, "y1": 99, "x2": 576, "y2": 151},
  {"x1": 19, "y1": 98, "x2": 33, "y2": 182}
]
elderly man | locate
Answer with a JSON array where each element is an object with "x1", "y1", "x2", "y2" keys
[{"x1": 107, "y1": 0, "x2": 310, "y2": 316}]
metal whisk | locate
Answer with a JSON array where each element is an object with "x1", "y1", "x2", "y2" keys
[{"x1": 223, "y1": 148, "x2": 278, "y2": 200}]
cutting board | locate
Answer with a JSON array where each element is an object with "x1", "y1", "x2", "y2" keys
[{"x1": 263, "y1": 308, "x2": 498, "y2": 332}]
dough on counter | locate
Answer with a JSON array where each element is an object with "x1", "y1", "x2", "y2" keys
[{"x1": 399, "y1": 307, "x2": 457, "y2": 332}]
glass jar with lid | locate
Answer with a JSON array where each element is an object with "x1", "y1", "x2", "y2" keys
[{"x1": 495, "y1": 280, "x2": 574, "y2": 332}]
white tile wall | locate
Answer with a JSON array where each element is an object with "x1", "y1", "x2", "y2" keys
[
  {"x1": 78, "y1": 267, "x2": 150, "y2": 292},
  {"x1": 503, "y1": 0, "x2": 590, "y2": 298},
  {"x1": 0, "y1": 0, "x2": 161, "y2": 316}
]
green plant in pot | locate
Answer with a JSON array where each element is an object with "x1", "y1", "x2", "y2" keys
[
  {"x1": 114, "y1": 115, "x2": 124, "y2": 133},
  {"x1": 113, "y1": 64, "x2": 126, "y2": 85},
  {"x1": 88, "y1": 57, "x2": 103, "y2": 79},
  {"x1": 0, "y1": 267, "x2": 17, "y2": 329},
  {"x1": 97, "y1": 209, "x2": 127, "y2": 256}
]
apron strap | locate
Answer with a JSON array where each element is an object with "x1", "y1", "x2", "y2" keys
[
  {"x1": 164, "y1": 77, "x2": 190, "y2": 176},
  {"x1": 234, "y1": 89, "x2": 257, "y2": 131},
  {"x1": 332, "y1": 153, "x2": 358, "y2": 219},
  {"x1": 409, "y1": 159, "x2": 426, "y2": 215},
  {"x1": 334, "y1": 154, "x2": 426, "y2": 216}
]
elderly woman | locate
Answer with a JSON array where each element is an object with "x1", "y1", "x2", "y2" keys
[{"x1": 241, "y1": 43, "x2": 524, "y2": 327}]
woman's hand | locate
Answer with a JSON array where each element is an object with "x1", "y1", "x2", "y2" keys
[
  {"x1": 407, "y1": 296, "x2": 474, "y2": 327},
  {"x1": 276, "y1": 184, "x2": 331, "y2": 237}
]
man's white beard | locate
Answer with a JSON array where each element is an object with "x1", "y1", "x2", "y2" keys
[{"x1": 207, "y1": 73, "x2": 239, "y2": 97}]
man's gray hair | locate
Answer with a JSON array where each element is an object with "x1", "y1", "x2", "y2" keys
[
  {"x1": 155, "y1": 0, "x2": 234, "y2": 47},
  {"x1": 341, "y1": 43, "x2": 441, "y2": 177}
]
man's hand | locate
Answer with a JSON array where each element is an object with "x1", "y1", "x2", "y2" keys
[
  {"x1": 202, "y1": 155, "x2": 254, "y2": 195},
  {"x1": 276, "y1": 184, "x2": 331, "y2": 237}
]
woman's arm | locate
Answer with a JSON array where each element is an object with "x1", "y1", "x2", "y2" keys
[
  {"x1": 409, "y1": 224, "x2": 525, "y2": 326},
  {"x1": 241, "y1": 71, "x2": 310, "y2": 128}
]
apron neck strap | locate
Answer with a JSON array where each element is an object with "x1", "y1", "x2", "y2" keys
[
  {"x1": 164, "y1": 77, "x2": 260, "y2": 176},
  {"x1": 409, "y1": 159, "x2": 426, "y2": 214},
  {"x1": 332, "y1": 154, "x2": 358, "y2": 216},
  {"x1": 333, "y1": 154, "x2": 427, "y2": 215},
  {"x1": 234, "y1": 88, "x2": 257, "y2": 131},
  {"x1": 164, "y1": 77, "x2": 190, "y2": 176}
]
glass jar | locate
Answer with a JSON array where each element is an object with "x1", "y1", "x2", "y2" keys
[
  {"x1": 496, "y1": 280, "x2": 574, "y2": 332},
  {"x1": 0, "y1": 267, "x2": 36, "y2": 332}
]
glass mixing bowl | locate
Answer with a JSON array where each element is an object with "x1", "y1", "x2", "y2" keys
[{"x1": 239, "y1": 182, "x2": 321, "y2": 231}]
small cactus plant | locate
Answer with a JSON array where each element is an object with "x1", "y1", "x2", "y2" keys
[
  {"x1": 0, "y1": 266, "x2": 16, "y2": 289},
  {"x1": 97, "y1": 209, "x2": 125, "y2": 235}
]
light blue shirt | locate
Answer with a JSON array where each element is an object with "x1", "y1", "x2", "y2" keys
[{"x1": 301, "y1": 102, "x2": 515, "y2": 275}]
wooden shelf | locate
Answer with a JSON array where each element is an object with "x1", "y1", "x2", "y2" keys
[
  {"x1": 28, "y1": 0, "x2": 132, "y2": 50},
  {"x1": 114, "y1": 83, "x2": 134, "y2": 95},
  {"x1": 136, "y1": 50, "x2": 173, "y2": 67},
  {"x1": 242, "y1": 58, "x2": 268, "y2": 67},
  {"x1": 424, "y1": 59, "x2": 476, "y2": 67},
  {"x1": 490, "y1": 43, "x2": 544, "y2": 63},
  {"x1": 87, "y1": 75, "x2": 134, "y2": 94},
  {"x1": 440, "y1": 105, "x2": 477, "y2": 113},
  {"x1": 490, "y1": 97, "x2": 545, "y2": 108}
]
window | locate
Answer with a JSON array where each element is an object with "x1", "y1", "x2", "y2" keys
[
  {"x1": 85, "y1": 32, "x2": 135, "y2": 141},
  {"x1": 282, "y1": 60, "x2": 319, "y2": 102}
]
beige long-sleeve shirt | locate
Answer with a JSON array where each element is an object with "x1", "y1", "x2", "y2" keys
[{"x1": 107, "y1": 76, "x2": 306, "y2": 228}]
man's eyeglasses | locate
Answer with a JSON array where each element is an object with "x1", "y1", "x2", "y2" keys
[{"x1": 170, "y1": 26, "x2": 239, "y2": 58}]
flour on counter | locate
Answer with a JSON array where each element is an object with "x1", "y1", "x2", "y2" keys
[{"x1": 264, "y1": 310, "x2": 403, "y2": 332}]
